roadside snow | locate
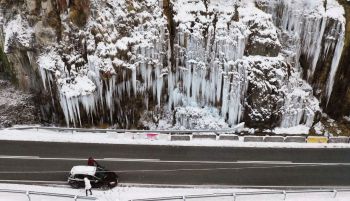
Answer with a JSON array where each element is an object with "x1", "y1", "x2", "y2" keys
[
  {"x1": 314, "y1": 122, "x2": 325, "y2": 135},
  {"x1": 273, "y1": 125, "x2": 310, "y2": 135},
  {"x1": 1, "y1": 183, "x2": 350, "y2": 201},
  {"x1": 0, "y1": 128, "x2": 350, "y2": 148}
]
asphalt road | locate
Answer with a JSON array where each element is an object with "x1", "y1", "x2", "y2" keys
[{"x1": 1, "y1": 140, "x2": 350, "y2": 186}]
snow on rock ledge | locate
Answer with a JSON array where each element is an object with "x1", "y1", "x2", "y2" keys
[
  {"x1": 240, "y1": 6, "x2": 281, "y2": 57},
  {"x1": 3, "y1": 15, "x2": 34, "y2": 53}
]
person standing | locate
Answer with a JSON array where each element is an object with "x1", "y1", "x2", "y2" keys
[
  {"x1": 84, "y1": 177, "x2": 92, "y2": 196},
  {"x1": 87, "y1": 157, "x2": 98, "y2": 166}
]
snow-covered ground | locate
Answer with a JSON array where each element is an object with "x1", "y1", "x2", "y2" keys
[
  {"x1": 0, "y1": 128, "x2": 350, "y2": 148},
  {"x1": 1, "y1": 183, "x2": 350, "y2": 201}
]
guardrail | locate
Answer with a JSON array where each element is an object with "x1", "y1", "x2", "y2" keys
[
  {"x1": 9, "y1": 124, "x2": 245, "y2": 134},
  {"x1": 129, "y1": 189, "x2": 350, "y2": 201},
  {"x1": 8, "y1": 125, "x2": 350, "y2": 144},
  {"x1": 0, "y1": 189, "x2": 97, "y2": 200}
]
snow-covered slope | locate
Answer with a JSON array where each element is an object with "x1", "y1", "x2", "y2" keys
[{"x1": 0, "y1": 0, "x2": 347, "y2": 131}]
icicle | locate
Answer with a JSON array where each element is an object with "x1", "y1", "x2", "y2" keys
[
  {"x1": 326, "y1": 23, "x2": 345, "y2": 104},
  {"x1": 131, "y1": 66, "x2": 137, "y2": 96},
  {"x1": 156, "y1": 65, "x2": 163, "y2": 105},
  {"x1": 308, "y1": 17, "x2": 327, "y2": 79},
  {"x1": 221, "y1": 75, "x2": 229, "y2": 118},
  {"x1": 168, "y1": 70, "x2": 174, "y2": 108}
]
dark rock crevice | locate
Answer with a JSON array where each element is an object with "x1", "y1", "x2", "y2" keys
[{"x1": 163, "y1": 0, "x2": 176, "y2": 73}]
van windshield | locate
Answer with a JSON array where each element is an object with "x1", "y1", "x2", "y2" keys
[{"x1": 95, "y1": 167, "x2": 107, "y2": 179}]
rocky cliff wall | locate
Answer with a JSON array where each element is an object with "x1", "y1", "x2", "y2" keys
[
  {"x1": 0, "y1": 0, "x2": 348, "y2": 132},
  {"x1": 327, "y1": 0, "x2": 350, "y2": 119}
]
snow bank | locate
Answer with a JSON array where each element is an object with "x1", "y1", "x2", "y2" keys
[{"x1": 273, "y1": 125, "x2": 310, "y2": 135}]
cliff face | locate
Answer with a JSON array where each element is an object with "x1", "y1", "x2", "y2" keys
[
  {"x1": 327, "y1": 0, "x2": 350, "y2": 120},
  {"x1": 0, "y1": 0, "x2": 63, "y2": 124},
  {"x1": 0, "y1": 0, "x2": 348, "y2": 132}
]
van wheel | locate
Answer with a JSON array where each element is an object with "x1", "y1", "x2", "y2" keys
[{"x1": 101, "y1": 184, "x2": 110, "y2": 190}]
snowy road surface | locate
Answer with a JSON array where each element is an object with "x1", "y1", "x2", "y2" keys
[{"x1": 0, "y1": 140, "x2": 350, "y2": 186}]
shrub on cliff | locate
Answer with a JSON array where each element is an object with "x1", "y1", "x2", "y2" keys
[
  {"x1": 0, "y1": 0, "x2": 23, "y2": 8},
  {"x1": 56, "y1": 0, "x2": 68, "y2": 12},
  {"x1": 69, "y1": 0, "x2": 90, "y2": 27}
]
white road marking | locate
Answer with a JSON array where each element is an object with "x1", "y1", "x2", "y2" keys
[
  {"x1": 0, "y1": 155, "x2": 160, "y2": 162},
  {"x1": 0, "y1": 155, "x2": 39, "y2": 159},
  {"x1": 236, "y1": 161, "x2": 292, "y2": 164},
  {"x1": 102, "y1": 158, "x2": 159, "y2": 162},
  {"x1": 119, "y1": 183, "x2": 350, "y2": 190},
  {"x1": 0, "y1": 180, "x2": 67, "y2": 183},
  {"x1": 2, "y1": 180, "x2": 349, "y2": 191},
  {"x1": 0, "y1": 164, "x2": 340, "y2": 174},
  {"x1": 0, "y1": 155, "x2": 350, "y2": 166},
  {"x1": 0, "y1": 160, "x2": 350, "y2": 175},
  {"x1": 114, "y1": 164, "x2": 336, "y2": 173}
]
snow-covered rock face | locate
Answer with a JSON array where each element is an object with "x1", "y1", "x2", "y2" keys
[{"x1": 0, "y1": 0, "x2": 347, "y2": 130}]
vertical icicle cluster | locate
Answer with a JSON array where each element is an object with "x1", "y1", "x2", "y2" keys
[
  {"x1": 36, "y1": 0, "x2": 345, "y2": 129},
  {"x1": 167, "y1": 24, "x2": 248, "y2": 125},
  {"x1": 165, "y1": 0, "x2": 250, "y2": 126},
  {"x1": 256, "y1": 0, "x2": 345, "y2": 128},
  {"x1": 325, "y1": 23, "x2": 345, "y2": 104},
  {"x1": 258, "y1": 0, "x2": 345, "y2": 100},
  {"x1": 280, "y1": 83, "x2": 319, "y2": 128}
]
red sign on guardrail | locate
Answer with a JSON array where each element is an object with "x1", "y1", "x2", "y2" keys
[{"x1": 146, "y1": 133, "x2": 158, "y2": 140}]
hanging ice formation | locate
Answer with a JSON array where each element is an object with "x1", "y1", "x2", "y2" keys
[
  {"x1": 255, "y1": 0, "x2": 346, "y2": 128},
  {"x1": 168, "y1": 0, "x2": 249, "y2": 126},
  {"x1": 36, "y1": 0, "x2": 345, "y2": 129},
  {"x1": 257, "y1": 0, "x2": 345, "y2": 102},
  {"x1": 325, "y1": 24, "x2": 345, "y2": 104},
  {"x1": 38, "y1": 0, "x2": 251, "y2": 127}
]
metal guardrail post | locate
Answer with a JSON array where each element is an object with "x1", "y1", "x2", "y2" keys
[
  {"x1": 0, "y1": 188, "x2": 97, "y2": 200},
  {"x1": 123, "y1": 189, "x2": 350, "y2": 201},
  {"x1": 26, "y1": 191, "x2": 31, "y2": 201}
]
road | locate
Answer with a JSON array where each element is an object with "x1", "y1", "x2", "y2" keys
[{"x1": 1, "y1": 140, "x2": 350, "y2": 186}]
